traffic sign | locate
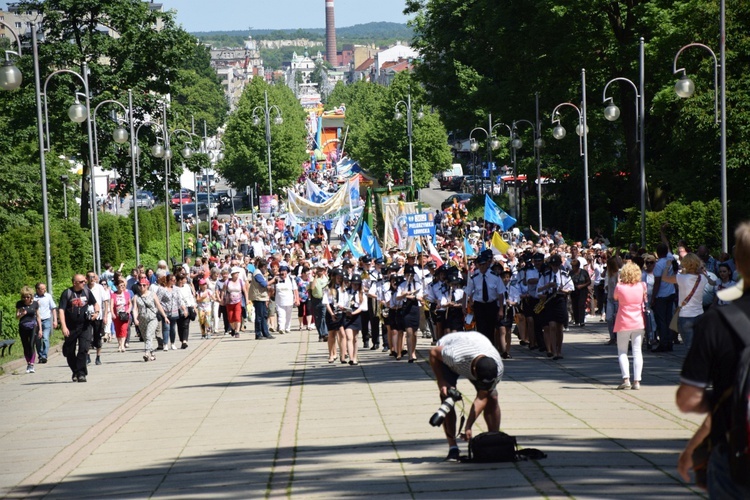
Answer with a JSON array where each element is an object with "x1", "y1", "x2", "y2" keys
[{"x1": 226, "y1": 188, "x2": 237, "y2": 197}]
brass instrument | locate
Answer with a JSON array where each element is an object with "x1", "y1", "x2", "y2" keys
[{"x1": 533, "y1": 295, "x2": 547, "y2": 314}]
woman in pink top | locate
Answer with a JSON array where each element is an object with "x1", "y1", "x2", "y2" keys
[{"x1": 613, "y1": 262, "x2": 647, "y2": 390}]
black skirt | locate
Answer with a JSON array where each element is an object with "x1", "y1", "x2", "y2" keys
[
  {"x1": 326, "y1": 312, "x2": 342, "y2": 331},
  {"x1": 542, "y1": 295, "x2": 568, "y2": 325},
  {"x1": 389, "y1": 308, "x2": 403, "y2": 330},
  {"x1": 343, "y1": 312, "x2": 362, "y2": 331},
  {"x1": 401, "y1": 300, "x2": 421, "y2": 330},
  {"x1": 445, "y1": 308, "x2": 464, "y2": 330}
]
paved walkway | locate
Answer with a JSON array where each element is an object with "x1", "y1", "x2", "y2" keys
[{"x1": 0, "y1": 319, "x2": 705, "y2": 499}]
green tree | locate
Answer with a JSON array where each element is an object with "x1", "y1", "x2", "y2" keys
[
  {"x1": 220, "y1": 78, "x2": 307, "y2": 194},
  {"x1": 353, "y1": 72, "x2": 453, "y2": 188},
  {"x1": 404, "y1": 0, "x2": 750, "y2": 241},
  {"x1": 2, "y1": 0, "x2": 217, "y2": 231}
]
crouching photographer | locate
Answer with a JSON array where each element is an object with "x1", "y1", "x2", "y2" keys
[{"x1": 429, "y1": 331, "x2": 504, "y2": 461}]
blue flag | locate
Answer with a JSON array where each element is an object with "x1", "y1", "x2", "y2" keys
[
  {"x1": 360, "y1": 222, "x2": 383, "y2": 259},
  {"x1": 464, "y1": 237, "x2": 476, "y2": 257},
  {"x1": 484, "y1": 194, "x2": 517, "y2": 231}
]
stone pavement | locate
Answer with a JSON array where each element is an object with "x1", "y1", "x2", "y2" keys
[{"x1": 0, "y1": 318, "x2": 706, "y2": 499}]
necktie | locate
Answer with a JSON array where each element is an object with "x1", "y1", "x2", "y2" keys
[{"x1": 482, "y1": 274, "x2": 489, "y2": 302}]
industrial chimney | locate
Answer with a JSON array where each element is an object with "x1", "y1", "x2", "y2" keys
[{"x1": 325, "y1": 0, "x2": 337, "y2": 65}]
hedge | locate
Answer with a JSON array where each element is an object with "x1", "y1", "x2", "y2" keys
[{"x1": 0, "y1": 207, "x2": 177, "y2": 339}]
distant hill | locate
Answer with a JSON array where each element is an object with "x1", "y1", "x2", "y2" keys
[{"x1": 192, "y1": 22, "x2": 413, "y2": 47}]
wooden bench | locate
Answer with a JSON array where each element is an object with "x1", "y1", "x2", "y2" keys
[{"x1": 0, "y1": 339, "x2": 16, "y2": 357}]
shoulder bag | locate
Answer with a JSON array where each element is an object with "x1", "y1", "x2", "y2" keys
[{"x1": 669, "y1": 275, "x2": 701, "y2": 332}]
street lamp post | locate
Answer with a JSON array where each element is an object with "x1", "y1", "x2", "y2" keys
[
  {"x1": 133, "y1": 119, "x2": 164, "y2": 265},
  {"x1": 551, "y1": 68, "x2": 591, "y2": 240},
  {"x1": 673, "y1": 0, "x2": 727, "y2": 253},
  {"x1": 507, "y1": 118, "x2": 541, "y2": 226},
  {"x1": 60, "y1": 175, "x2": 69, "y2": 219},
  {"x1": 252, "y1": 90, "x2": 283, "y2": 196},
  {"x1": 603, "y1": 39, "x2": 646, "y2": 247},
  {"x1": 395, "y1": 94, "x2": 424, "y2": 198},
  {"x1": 468, "y1": 126, "x2": 500, "y2": 197},
  {"x1": 170, "y1": 128, "x2": 196, "y2": 260},
  {"x1": 34, "y1": 27, "x2": 101, "y2": 274}
]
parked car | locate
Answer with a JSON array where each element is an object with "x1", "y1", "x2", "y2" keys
[
  {"x1": 130, "y1": 192, "x2": 154, "y2": 209},
  {"x1": 170, "y1": 189, "x2": 193, "y2": 207},
  {"x1": 447, "y1": 175, "x2": 464, "y2": 191},
  {"x1": 214, "y1": 190, "x2": 232, "y2": 209},
  {"x1": 195, "y1": 192, "x2": 220, "y2": 209},
  {"x1": 440, "y1": 193, "x2": 473, "y2": 210},
  {"x1": 438, "y1": 163, "x2": 464, "y2": 190},
  {"x1": 174, "y1": 202, "x2": 209, "y2": 222}
]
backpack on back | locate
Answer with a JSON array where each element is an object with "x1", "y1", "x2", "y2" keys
[{"x1": 715, "y1": 303, "x2": 750, "y2": 485}]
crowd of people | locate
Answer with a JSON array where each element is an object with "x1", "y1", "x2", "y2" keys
[{"x1": 12, "y1": 172, "x2": 750, "y2": 492}]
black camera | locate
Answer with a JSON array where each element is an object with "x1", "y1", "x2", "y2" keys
[{"x1": 429, "y1": 387, "x2": 462, "y2": 427}]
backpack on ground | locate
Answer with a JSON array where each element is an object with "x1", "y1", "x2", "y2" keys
[
  {"x1": 715, "y1": 303, "x2": 750, "y2": 485},
  {"x1": 465, "y1": 431, "x2": 547, "y2": 463}
]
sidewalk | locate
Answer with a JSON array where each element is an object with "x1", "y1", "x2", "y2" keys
[{"x1": 0, "y1": 319, "x2": 705, "y2": 499}]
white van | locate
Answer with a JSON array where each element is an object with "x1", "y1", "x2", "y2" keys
[{"x1": 438, "y1": 164, "x2": 464, "y2": 190}]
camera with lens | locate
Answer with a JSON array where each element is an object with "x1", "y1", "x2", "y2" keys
[{"x1": 429, "y1": 387, "x2": 462, "y2": 427}]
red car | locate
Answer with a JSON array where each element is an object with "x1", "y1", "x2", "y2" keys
[{"x1": 170, "y1": 190, "x2": 192, "y2": 207}]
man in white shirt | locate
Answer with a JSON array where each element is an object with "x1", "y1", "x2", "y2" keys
[
  {"x1": 429, "y1": 331, "x2": 504, "y2": 462},
  {"x1": 250, "y1": 234, "x2": 266, "y2": 259}
]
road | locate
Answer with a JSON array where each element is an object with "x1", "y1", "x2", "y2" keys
[{"x1": 418, "y1": 178, "x2": 457, "y2": 211}]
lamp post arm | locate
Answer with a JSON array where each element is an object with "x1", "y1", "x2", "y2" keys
[
  {"x1": 602, "y1": 77, "x2": 640, "y2": 143},
  {"x1": 0, "y1": 20, "x2": 22, "y2": 56},
  {"x1": 92, "y1": 99, "x2": 129, "y2": 167},
  {"x1": 673, "y1": 43, "x2": 719, "y2": 123}
]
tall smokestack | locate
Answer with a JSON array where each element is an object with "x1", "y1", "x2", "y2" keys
[{"x1": 325, "y1": 0, "x2": 337, "y2": 65}]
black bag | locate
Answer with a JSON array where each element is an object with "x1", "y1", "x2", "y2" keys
[
  {"x1": 117, "y1": 311, "x2": 129, "y2": 322},
  {"x1": 468, "y1": 432, "x2": 517, "y2": 463},
  {"x1": 466, "y1": 431, "x2": 547, "y2": 463},
  {"x1": 188, "y1": 307, "x2": 196, "y2": 321},
  {"x1": 715, "y1": 304, "x2": 750, "y2": 485}
]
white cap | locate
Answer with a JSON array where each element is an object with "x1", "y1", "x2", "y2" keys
[
  {"x1": 717, "y1": 279, "x2": 745, "y2": 302},
  {"x1": 231, "y1": 266, "x2": 242, "y2": 275}
]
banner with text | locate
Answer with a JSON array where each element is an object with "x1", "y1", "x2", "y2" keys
[{"x1": 406, "y1": 212, "x2": 436, "y2": 237}]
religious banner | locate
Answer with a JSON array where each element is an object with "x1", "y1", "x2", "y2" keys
[
  {"x1": 287, "y1": 184, "x2": 350, "y2": 224},
  {"x1": 383, "y1": 201, "x2": 419, "y2": 250}
]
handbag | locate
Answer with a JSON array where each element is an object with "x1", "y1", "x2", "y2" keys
[
  {"x1": 117, "y1": 310, "x2": 129, "y2": 322},
  {"x1": 669, "y1": 275, "x2": 702, "y2": 332},
  {"x1": 188, "y1": 306, "x2": 197, "y2": 321}
]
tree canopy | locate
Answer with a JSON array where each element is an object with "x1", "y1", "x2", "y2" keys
[
  {"x1": 327, "y1": 72, "x2": 453, "y2": 189},
  {"x1": 0, "y1": 0, "x2": 226, "y2": 230},
  {"x1": 220, "y1": 78, "x2": 308, "y2": 194},
  {"x1": 404, "y1": 0, "x2": 750, "y2": 240}
]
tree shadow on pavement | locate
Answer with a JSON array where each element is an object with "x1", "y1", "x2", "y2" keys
[{"x1": 15, "y1": 435, "x2": 702, "y2": 499}]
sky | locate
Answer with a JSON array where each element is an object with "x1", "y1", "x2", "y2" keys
[
  {"x1": 0, "y1": 1, "x2": 410, "y2": 32},
  {"x1": 161, "y1": 0, "x2": 411, "y2": 32}
]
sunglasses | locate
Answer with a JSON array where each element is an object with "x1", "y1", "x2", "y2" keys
[{"x1": 76, "y1": 280, "x2": 86, "y2": 284}]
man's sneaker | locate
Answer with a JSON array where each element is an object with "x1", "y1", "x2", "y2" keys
[
  {"x1": 39, "y1": 357, "x2": 47, "y2": 364},
  {"x1": 382, "y1": 346, "x2": 389, "y2": 352},
  {"x1": 86, "y1": 354, "x2": 91, "y2": 364},
  {"x1": 72, "y1": 374, "x2": 78, "y2": 382},
  {"x1": 77, "y1": 375, "x2": 87, "y2": 382},
  {"x1": 370, "y1": 344, "x2": 379, "y2": 351},
  {"x1": 26, "y1": 364, "x2": 34, "y2": 373},
  {"x1": 445, "y1": 447, "x2": 460, "y2": 462},
  {"x1": 95, "y1": 356, "x2": 102, "y2": 365}
]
